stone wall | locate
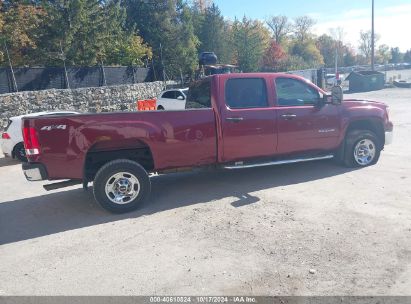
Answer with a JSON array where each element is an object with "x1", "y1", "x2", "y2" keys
[{"x1": 0, "y1": 81, "x2": 165, "y2": 130}]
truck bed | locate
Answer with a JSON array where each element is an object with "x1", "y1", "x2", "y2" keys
[{"x1": 23, "y1": 109, "x2": 217, "y2": 180}]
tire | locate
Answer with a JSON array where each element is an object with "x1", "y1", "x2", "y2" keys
[
  {"x1": 343, "y1": 130, "x2": 381, "y2": 167},
  {"x1": 93, "y1": 159, "x2": 151, "y2": 213},
  {"x1": 14, "y1": 142, "x2": 27, "y2": 162},
  {"x1": 157, "y1": 106, "x2": 165, "y2": 110}
]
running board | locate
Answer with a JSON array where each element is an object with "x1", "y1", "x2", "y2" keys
[
  {"x1": 223, "y1": 155, "x2": 334, "y2": 170},
  {"x1": 43, "y1": 180, "x2": 82, "y2": 191}
]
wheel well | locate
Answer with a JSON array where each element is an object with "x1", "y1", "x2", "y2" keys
[
  {"x1": 84, "y1": 148, "x2": 154, "y2": 181},
  {"x1": 12, "y1": 142, "x2": 24, "y2": 158},
  {"x1": 346, "y1": 119, "x2": 385, "y2": 147}
]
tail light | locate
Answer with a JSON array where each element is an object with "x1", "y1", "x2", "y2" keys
[
  {"x1": 23, "y1": 127, "x2": 40, "y2": 155},
  {"x1": 1, "y1": 132, "x2": 11, "y2": 139}
]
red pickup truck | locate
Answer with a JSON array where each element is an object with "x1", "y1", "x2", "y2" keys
[{"x1": 22, "y1": 73, "x2": 393, "y2": 213}]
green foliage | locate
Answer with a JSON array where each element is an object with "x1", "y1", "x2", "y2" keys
[
  {"x1": 316, "y1": 34, "x2": 335, "y2": 67},
  {"x1": 122, "y1": 0, "x2": 199, "y2": 78},
  {"x1": 343, "y1": 50, "x2": 356, "y2": 67},
  {"x1": 1, "y1": 1, "x2": 407, "y2": 75},
  {"x1": 289, "y1": 38, "x2": 324, "y2": 67},
  {"x1": 390, "y1": 47, "x2": 403, "y2": 64},
  {"x1": 41, "y1": 0, "x2": 135, "y2": 66},
  {"x1": 377, "y1": 44, "x2": 391, "y2": 64},
  {"x1": 0, "y1": 3, "x2": 46, "y2": 66},
  {"x1": 196, "y1": 3, "x2": 233, "y2": 64},
  {"x1": 232, "y1": 17, "x2": 270, "y2": 72}
]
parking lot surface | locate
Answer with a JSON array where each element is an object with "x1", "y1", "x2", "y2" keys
[{"x1": 0, "y1": 88, "x2": 410, "y2": 295}]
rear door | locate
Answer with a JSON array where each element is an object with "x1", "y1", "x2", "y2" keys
[
  {"x1": 274, "y1": 77, "x2": 340, "y2": 154},
  {"x1": 219, "y1": 77, "x2": 277, "y2": 162}
]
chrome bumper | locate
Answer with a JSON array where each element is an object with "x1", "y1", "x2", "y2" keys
[{"x1": 385, "y1": 131, "x2": 393, "y2": 145}]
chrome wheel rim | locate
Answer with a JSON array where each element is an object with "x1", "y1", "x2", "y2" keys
[
  {"x1": 354, "y1": 139, "x2": 376, "y2": 166},
  {"x1": 105, "y1": 172, "x2": 140, "y2": 205}
]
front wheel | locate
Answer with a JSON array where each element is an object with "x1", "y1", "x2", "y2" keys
[
  {"x1": 93, "y1": 159, "x2": 151, "y2": 213},
  {"x1": 344, "y1": 130, "x2": 381, "y2": 167}
]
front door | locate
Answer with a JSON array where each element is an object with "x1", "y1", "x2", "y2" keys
[
  {"x1": 220, "y1": 77, "x2": 277, "y2": 162},
  {"x1": 274, "y1": 77, "x2": 340, "y2": 154}
]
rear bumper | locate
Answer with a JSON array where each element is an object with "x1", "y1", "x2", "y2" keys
[
  {"x1": 22, "y1": 162, "x2": 48, "y2": 181},
  {"x1": 1, "y1": 139, "x2": 14, "y2": 157},
  {"x1": 385, "y1": 130, "x2": 393, "y2": 145}
]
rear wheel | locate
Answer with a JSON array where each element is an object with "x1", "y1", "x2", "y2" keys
[
  {"x1": 93, "y1": 159, "x2": 151, "y2": 213},
  {"x1": 14, "y1": 142, "x2": 27, "y2": 162},
  {"x1": 343, "y1": 130, "x2": 381, "y2": 167},
  {"x1": 157, "y1": 106, "x2": 165, "y2": 110}
]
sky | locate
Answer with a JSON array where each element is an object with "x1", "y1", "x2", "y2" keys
[{"x1": 213, "y1": 0, "x2": 411, "y2": 52}]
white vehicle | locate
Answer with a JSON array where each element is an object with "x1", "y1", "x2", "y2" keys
[
  {"x1": 325, "y1": 74, "x2": 345, "y2": 86},
  {"x1": 1, "y1": 111, "x2": 79, "y2": 162},
  {"x1": 156, "y1": 88, "x2": 189, "y2": 110}
]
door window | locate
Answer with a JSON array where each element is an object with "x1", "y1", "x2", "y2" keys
[
  {"x1": 225, "y1": 78, "x2": 268, "y2": 109},
  {"x1": 275, "y1": 78, "x2": 320, "y2": 106}
]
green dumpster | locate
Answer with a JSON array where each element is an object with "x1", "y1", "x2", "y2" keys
[{"x1": 346, "y1": 71, "x2": 385, "y2": 92}]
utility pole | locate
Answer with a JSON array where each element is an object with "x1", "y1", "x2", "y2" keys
[{"x1": 371, "y1": 0, "x2": 375, "y2": 71}]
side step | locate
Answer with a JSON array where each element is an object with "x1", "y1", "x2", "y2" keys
[
  {"x1": 43, "y1": 180, "x2": 82, "y2": 191},
  {"x1": 223, "y1": 155, "x2": 334, "y2": 170}
]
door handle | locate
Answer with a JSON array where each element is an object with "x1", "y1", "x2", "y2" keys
[
  {"x1": 281, "y1": 114, "x2": 297, "y2": 120},
  {"x1": 226, "y1": 117, "x2": 244, "y2": 123}
]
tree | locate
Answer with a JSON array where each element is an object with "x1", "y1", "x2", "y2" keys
[
  {"x1": 39, "y1": 0, "x2": 135, "y2": 66},
  {"x1": 404, "y1": 49, "x2": 411, "y2": 63},
  {"x1": 196, "y1": 3, "x2": 233, "y2": 63},
  {"x1": 293, "y1": 16, "x2": 315, "y2": 42},
  {"x1": 343, "y1": 46, "x2": 357, "y2": 66},
  {"x1": 266, "y1": 15, "x2": 292, "y2": 44},
  {"x1": 106, "y1": 34, "x2": 152, "y2": 66},
  {"x1": 123, "y1": 0, "x2": 199, "y2": 78},
  {"x1": 0, "y1": 3, "x2": 46, "y2": 66},
  {"x1": 377, "y1": 44, "x2": 390, "y2": 64},
  {"x1": 262, "y1": 40, "x2": 286, "y2": 71},
  {"x1": 316, "y1": 34, "x2": 335, "y2": 67},
  {"x1": 358, "y1": 30, "x2": 380, "y2": 64},
  {"x1": 171, "y1": 5, "x2": 199, "y2": 75},
  {"x1": 232, "y1": 17, "x2": 270, "y2": 72},
  {"x1": 289, "y1": 39, "x2": 324, "y2": 67},
  {"x1": 390, "y1": 47, "x2": 403, "y2": 64}
]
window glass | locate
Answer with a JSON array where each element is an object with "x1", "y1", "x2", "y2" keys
[
  {"x1": 275, "y1": 78, "x2": 320, "y2": 106},
  {"x1": 185, "y1": 80, "x2": 211, "y2": 109},
  {"x1": 175, "y1": 91, "x2": 185, "y2": 99},
  {"x1": 162, "y1": 91, "x2": 175, "y2": 99},
  {"x1": 225, "y1": 78, "x2": 268, "y2": 109}
]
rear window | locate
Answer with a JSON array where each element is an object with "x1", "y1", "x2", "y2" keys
[
  {"x1": 162, "y1": 91, "x2": 176, "y2": 99},
  {"x1": 5, "y1": 120, "x2": 12, "y2": 131},
  {"x1": 185, "y1": 80, "x2": 211, "y2": 109},
  {"x1": 225, "y1": 78, "x2": 268, "y2": 109}
]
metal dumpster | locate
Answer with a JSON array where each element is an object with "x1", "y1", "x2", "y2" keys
[{"x1": 346, "y1": 70, "x2": 385, "y2": 92}]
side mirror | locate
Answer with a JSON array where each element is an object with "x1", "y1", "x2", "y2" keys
[
  {"x1": 331, "y1": 85, "x2": 343, "y2": 105},
  {"x1": 176, "y1": 95, "x2": 185, "y2": 100}
]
